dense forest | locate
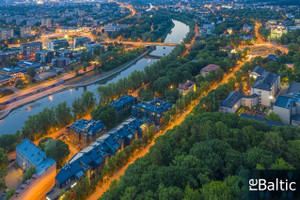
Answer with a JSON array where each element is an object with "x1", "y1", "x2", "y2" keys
[{"x1": 100, "y1": 112, "x2": 300, "y2": 200}]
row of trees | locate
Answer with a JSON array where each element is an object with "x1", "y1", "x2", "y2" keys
[
  {"x1": 97, "y1": 44, "x2": 186, "y2": 103},
  {"x1": 100, "y1": 112, "x2": 300, "y2": 200},
  {"x1": 99, "y1": 47, "x2": 145, "y2": 71}
]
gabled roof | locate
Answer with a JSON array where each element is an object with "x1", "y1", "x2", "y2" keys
[
  {"x1": 220, "y1": 90, "x2": 242, "y2": 108},
  {"x1": 201, "y1": 64, "x2": 220, "y2": 72},
  {"x1": 56, "y1": 118, "x2": 143, "y2": 185},
  {"x1": 251, "y1": 71, "x2": 280, "y2": 91},
  {"x1": 16, "y1": 139, "x2": 55, "y2": 175},
  {"x1": 69, "y1": 119, "x2": 106, "y2": 136},
  {"x1": 288, "y1": 82, "x2": 300, "y2": 94},
  {"x1": 136, "y1": 99, "x2": 173, "y2": 114},
  {"x1": 109, "y1": 95, "x2": 137, "y2": 110},
  {"x1": 251, "y1": 66, "x2": 265, "y2": 76},
  {"x1": 178, "y1": 81, "x2": 195, "y2": 90}
]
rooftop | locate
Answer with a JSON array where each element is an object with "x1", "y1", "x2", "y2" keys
[
  {"x1": 178, "y1": 81, "x2": 195, "y2": 91},
  {"x1": 288, "y1": 82, "x2": 300, "y2": 94},
  {"x1": 0, "y1": 74, "x2": 13, "y2": 82},
  {"x1": 16, "y1": 139, "x2": 55, "y2": 175},
  {"x1": 274, "y1": 93, "x2": 300, "y2": 109},
  {"x1": 252, "y1": 71, "x2": 280, "y2": 91},
  {"x1": 109, "y1": 95, "x2": 137, "y2": 110},
  {"x1": 136, "y1": 98, "x2": 173, "y2": 114},
  {"x1": 220, "y1": 90, "x2": 242, "y2": 108},
  {"x1": 201, "y1": 64, "x2": 220, "y2": 72},
  {"x1": 251, "y1": 66, "x2": 265, "y2": 76},
  {"x1": 56, "y1": 118, "x2": 143, "y2": 185},
  {"x1": 69, "y1": 119, "x2": 106, "y2": 136}
]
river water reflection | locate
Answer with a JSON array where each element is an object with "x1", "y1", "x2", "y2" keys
[{"x1": 0, "y1": 20, "x2": 189, "y2": 135}]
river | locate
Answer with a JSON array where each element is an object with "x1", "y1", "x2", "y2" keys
[{"x1": 0, "y1": 20, "x2": 189, "y2": 135}]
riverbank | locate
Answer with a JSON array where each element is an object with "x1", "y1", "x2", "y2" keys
[{"x1": 0, "y1": 51, "x2": 149, "y2": 120}]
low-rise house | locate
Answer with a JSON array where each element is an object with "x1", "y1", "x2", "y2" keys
[
  {"x1": 249, "y1": 66, "x2": 265, "y2": 79},
  {"x1": 219, "y1": 90, "x2": 258, "y2": 113},
  {"x1": 54, "y1": 118, "x2": 145, "y2": 192},
  {"x1": 67, "y1": 119, "x2": 106, "y2": 145},
  {"x1": 132, "y1": 98, "x2": 172, "y2": 126},
  {"x1": 14, "y1": 139, "x2": 56, "y2": 200},
  {"x1": 266, "y1": 54, "x2": 278, "y2": 62},
  {"x1": 16, "y1": 139, "x2": 56, "y2": 174},
  {"x1": 243, "y1": 24, "x2": 253, "y2": 33},
  {"x1": 200, "y1": 64, "x2": 220, "y2": 77},
  {"x1": 109, "y1": 95, "x2": 138, "y2": 118},
  {"x1": 251, "y1": 70, "x2": 280, "y2": 107},
  {"x1": 177, "y1": 80, "x2": 196, "y2": 95}
]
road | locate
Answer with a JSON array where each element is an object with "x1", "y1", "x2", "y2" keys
[
  {"x1": 238, "y1": 21, "x2": 288, "y2": 56},
  {"x1": 87, "y1": 54, "x2": 252, "y2": 200}
]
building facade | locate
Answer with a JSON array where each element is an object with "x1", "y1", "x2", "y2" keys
[
  {"x1": 251, "y1": 71, "x2": 280, "y2": 107},
  {"x1": 16, "y1": 139, "x2": 56, "y2": 174},
  {"x1": 109, "y1": 95, "x2": 138, "y2": 118},
  {"x1": 67, "y1": 119, "x2": 106, "y2": 145},
  {"x1": 20, "y1": 42, "x2": 43, "y2": 57},
  {"x1": 132, "y1": 98, "x2": 173, "y2": 126}
]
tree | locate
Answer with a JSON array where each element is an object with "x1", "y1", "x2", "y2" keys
[
  {"x1": 91, "y1": 104, "x2": 118, "y2": 128},
  {"x1": 200, "y1": 181, "x2": 233, "y2": 200},
  {"x1": 6, "y1": 57, "x2": 19, "y2": 66},
  {"x1": 0, "y1": 148, "x2": 8, "y2": 188},
  {"x1": 45, "y1": 139, "x2": 70, "y2": 168},
  {"x1": 266, "y1": 112, "x2": 282, "y2": 122},
  {"x1": 22, "y1": 166, "x2": 36, "y2": 183},
  {"x1": 27, "y1": 67, "x2": 36, "y2": 80},
  {"x1": 38, "y1": 137, "x2": 54, "y2": 151},
  {"x1": 55, "y1": 102, "x2": 72, "y2": 127},
  {"x1": 139, "y1": 89, "x2": 154, "y2": 101},
  {"x1": 153, "y1": 77, "x2": 171, "y2": 95},
  {"x1": 183, "y1": 186, "x2": 201, "y2": 200},
  {"x1": 81, "y1": 91, "x2": 96, "y2": 113},
  {"x1": 164, "y1": 89, "x2": 180, "y2": 103},
  {"x1": 72, "y1": 98, "x2": 84, "y2": 119},
  {"x1": 288, "y1": 43, "x2": 299, "y2": 52}
]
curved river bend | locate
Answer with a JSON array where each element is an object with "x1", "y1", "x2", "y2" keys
[{"x1": 0, "y1": 20, "x2": 189, "y2": 135}]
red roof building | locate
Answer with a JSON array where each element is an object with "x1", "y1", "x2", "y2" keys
[
  {"x1": 178, "y1": 80, "x2": 196, "y2": 95},
  {"x1": 200, "y1": 64, "x2": 220, "y2": 77}
]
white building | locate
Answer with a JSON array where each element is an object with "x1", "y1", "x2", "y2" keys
[
  {"x1": 219, "y1": 90, "x2": 258, "y2": 113},
  {"x1": 273, "y1": 93, "x2": 300, "y2": 126},
  {"x1": 251, "y1": 70, "x2": 280, "y2": 107}
]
